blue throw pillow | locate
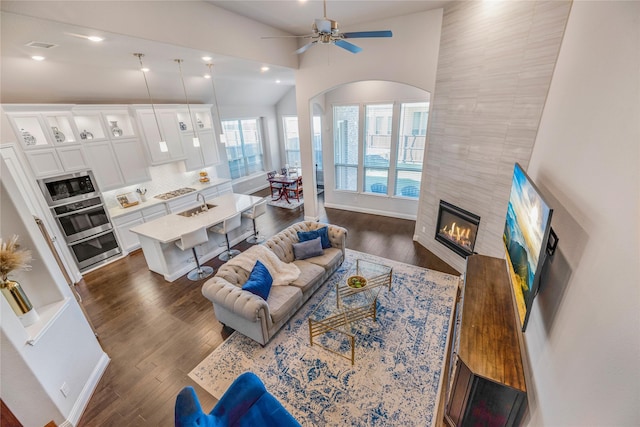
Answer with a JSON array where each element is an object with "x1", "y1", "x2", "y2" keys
[
  {"x1": 293, "y1": 237, "x2": 324, "y2": 260},
  {"x1": 297, "y1": 226, "x2": 331, "y2": 249},
  {"x1": 242, "y1": 260, "x2": 273, "y2": 301}
]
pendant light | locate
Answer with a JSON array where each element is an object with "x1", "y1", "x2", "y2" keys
[
  {"x1": 206, "y1": 63, "x2": 226, "y2": 145},
  {"x1": 175, "y1": 59, "x2": 200, "y2": 147},
  {"x1": 133, "y1": 53, "x2": 168, "y2": 153}
]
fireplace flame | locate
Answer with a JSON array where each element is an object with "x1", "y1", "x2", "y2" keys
[{"x1": 440, "y1": 221, "x2": 473, "y2": 249}]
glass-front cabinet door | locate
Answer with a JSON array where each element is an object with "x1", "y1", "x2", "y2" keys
[
  {"x1": 43, "y1": 112, "x2": 79, "y2": 145},
  {"x1": 73, "y1": 111, "x2": 108, "y2": 142},
  {"x1": 102, "y1": 109, "x2": 136, "y2": 140}
]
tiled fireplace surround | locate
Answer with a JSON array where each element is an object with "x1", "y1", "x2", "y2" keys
[{"x1": 415, "y1": 0, "x2": 572, "y2": 273}]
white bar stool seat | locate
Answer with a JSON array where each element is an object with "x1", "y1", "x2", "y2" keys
[
  {"x1": 210, "y1": 213, "x2": 242, "y2": 262},
  {"x1": 242, "y1": 199, "x2": 267, "y2": 244},
  {"x1": 175, "y1": 227, "x2": 214, "y2": 281}
]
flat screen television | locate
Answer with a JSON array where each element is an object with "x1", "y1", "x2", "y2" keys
[{"x1": 503, "y1": 163, "x2": 554, "y2": 331}]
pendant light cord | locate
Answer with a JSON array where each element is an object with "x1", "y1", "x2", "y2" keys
[
  {"x1": 134, "y1": 53, "x2": 164, "y2": 142},
  {"x1": 207, "y1": 63, "x2": 223, "y2": 139},
  {"x1": 176, "y1": 59, "x2": 199, "y2": 140}
]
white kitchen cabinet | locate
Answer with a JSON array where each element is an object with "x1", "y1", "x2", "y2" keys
[
  {"x1": 56, "y1": 145, "x2": 89, "y2": 172},
  {"x1": 23, "y1": 149, "x2": 64, "y2": 177},
  {"x1": 83, "y1": 141, "x2": 125, "y2": 191},
  {"x1": 113, "y1": 211, "x2": 144, "y2": 253},
  {"x1": 112, "y1": 138, "x2": 150, "y2": 185},
  {"x1": 136, "y1": 108, "x2": 185, "y2": 165},
  {"x1": 181, "y1": 130, "x2": 220, "y2": 171}
]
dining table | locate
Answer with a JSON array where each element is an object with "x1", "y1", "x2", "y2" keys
[{"x1": 268, "y1": 174, "x2": 301, "y2": 204}]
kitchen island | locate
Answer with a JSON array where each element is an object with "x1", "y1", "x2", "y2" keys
[{"x1": 130, "y1": 192, "x2": 263, "y2": 282}]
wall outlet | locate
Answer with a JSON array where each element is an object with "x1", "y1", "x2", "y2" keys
[{"x1": 60, "y1": 382, "x2": 70, "y2": 398}]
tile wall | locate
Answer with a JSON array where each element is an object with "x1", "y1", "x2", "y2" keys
[{"x1": 416, "y1": 0, "x2": 572, "y2": 272}]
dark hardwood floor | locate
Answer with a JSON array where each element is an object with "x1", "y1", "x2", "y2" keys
[{"x1": 76, "y1": 189, "x2": 458, "y2": 426}]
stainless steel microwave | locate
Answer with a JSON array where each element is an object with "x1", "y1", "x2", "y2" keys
[{"x1": 37, "y1": 170, "x2": 99, "y2": 206}]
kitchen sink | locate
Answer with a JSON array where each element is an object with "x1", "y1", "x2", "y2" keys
[{"x1": 177, "y1": 204, "x2": 217, "y2": 217}]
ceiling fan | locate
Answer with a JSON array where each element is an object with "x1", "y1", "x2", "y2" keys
[{"x1": 263, "y1": 0, "x2": 393, "y2": 55}]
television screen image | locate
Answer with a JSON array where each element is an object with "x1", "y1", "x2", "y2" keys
[{"x1": 503, "y1": 163, "x2": 553, "y2": 331}]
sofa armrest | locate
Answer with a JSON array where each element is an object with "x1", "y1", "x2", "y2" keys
[
  {"x1": 326, "y1": 224, "x2": 347, "y2": 251},
  {"x1": 211, "y1": 372, "x2": 266, "y2": 422},
  {"x1": 201, "y1": 277, "x2": 269, "y2": 323}
]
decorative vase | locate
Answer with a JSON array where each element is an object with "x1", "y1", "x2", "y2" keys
[
  {"x1": 179, "y1": 121, "x2": 187, "y2": 131},
  {"x1": 1, "y1": 279, "x2": 39, "y2": 326},
  {"x1": 197, "y1": 118, "x2": 204, "y2": 129},
  {"x1": 110, "y1": 121, "x2": 123, "y2": 137},
  {"x1": 21, "y1": 129, "x2": 37, "y2": 146},
  {"x1": 51, "y1": 126, "x2": 66, "y2": 143},
  {"x1": 80, "y1": 129, "x2": 94, "y2": 140}
]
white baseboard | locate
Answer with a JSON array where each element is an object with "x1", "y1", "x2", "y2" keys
[
  {"x1": 64, "y1": 352, "x2": 111, "y2": 427},
  {"x1": 323, "y1": 202, "x2": 417, "y2": 221}
]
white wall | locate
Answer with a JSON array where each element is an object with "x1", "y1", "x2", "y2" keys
[
  {"x1": 322, "y1": 80, "x2": 430, "y2": 219},
  {"x1": 275, "y1": 87, "x2": 298, "y2": 169},
  {"x1": 1, "y1": 1, "x2": 297, "y2": 69},
  {"x1": 415, "y1": 0, "x2": 572, "y2": 273},
  {"x1": 294, "y1": 9, "x2": 443, "y2": 220},
  {"x1": 1, "y1": 156, "x2": 109, "y2": 426},
  {"x1": 523, "y1": 1, "x2": 640, "y2": 424}
]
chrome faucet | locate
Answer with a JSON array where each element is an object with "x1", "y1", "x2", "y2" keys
[{"x1": 197, "y1": 193, "x2": 208, "y2": 211}]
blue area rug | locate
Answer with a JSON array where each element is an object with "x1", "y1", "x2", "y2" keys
[{"x1": 189, "y1": 249, "x2": 460, "y2": 427}]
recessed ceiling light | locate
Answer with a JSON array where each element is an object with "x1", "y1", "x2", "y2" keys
[
  {"x1": 204, "y1": 74, "x2": 211, "y2": 79},
  {"x1": 31, "y1": 55, "x2": 45, "y2": 61},
  {"x1": 261, "y1": 66, "x2": 270, "y2": 72},
  {"x1": 202, "y1": 56, "x2": 212, "y2": 61},
  {"x1": 276, "y1": 79, "x2": 281, "y2": 84},
  {"x1": 140, "y1": 67, "x2": 150, "y2": 72},
  {"x1": 87, "y1": 36, "x2": 104, "y2": 42}
]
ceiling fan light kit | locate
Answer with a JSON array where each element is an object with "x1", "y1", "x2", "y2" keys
[{"x1": 265, "y1": 0, "x2": 392, "y2": 55}]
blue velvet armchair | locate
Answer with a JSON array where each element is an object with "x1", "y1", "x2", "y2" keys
[{"x1": 175, "y1": 372, "x2": 301, "y2": 427}]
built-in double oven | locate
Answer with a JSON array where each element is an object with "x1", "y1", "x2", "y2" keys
[{"x1": 38, "y1": 170, "x2": 121, "y2": 271}]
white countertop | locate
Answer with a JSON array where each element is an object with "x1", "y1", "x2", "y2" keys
[
  {"x1": 129, "y1": 192, "x2": 263, "y2": 244},
  {"x1": 108, "y1": 178, "x2": 231, "y2": 218}
]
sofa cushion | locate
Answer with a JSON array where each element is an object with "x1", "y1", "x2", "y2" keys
[
  {"x1": 267, "y1": 285, "x2": 303, "y2": 325},
  {"x1": 290, "y1": 260, "x2": 326, "y2": 293},
  {"x1": 293, "y1": 237, "x2": 323, "y2": 260},
  {"x1": 304, "y1": 247, "x2": 343, "y2": 271},
  {"x1": 242, "y1": 261, "x2": 273, "y2": 300},
  {"x1": 297, "y1": 226, "x2": 331, "y2": 249}
]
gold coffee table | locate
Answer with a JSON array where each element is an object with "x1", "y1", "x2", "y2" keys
[{"x1": 308, "y1": 259, "x2": 393, "y2": 364}]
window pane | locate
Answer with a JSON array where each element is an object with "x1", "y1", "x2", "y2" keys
[
  {"x1": 364, "y1": 169, "x2": 389, "y2": 194},
  {"x1": 396, "y1": 170, "x2": 422, "y2": 198},
  {"x1": 222, "y1": 118, "x2": 264, "y2": 179},
  {"x1": 334, "y1": 105, "x2": 359, "y2": 166},
  {"x1": 395, "y1": 102, "x2": 428, "y2": 196},
  {"x1": 397, "y1": 102, "x2": 427, "y2": 167},
  {"x1": 283, "y1": 116, "x2": 300, "y2": 166},
  {"x1": 335, "y1": 165, "x2": 357, "y2": 191},
  {"x1": 313, "y1": 115, "x2": 322, "y2": 170},
  {"x1": 364, "y1": 104, "x2": 392, "y2": 192}
]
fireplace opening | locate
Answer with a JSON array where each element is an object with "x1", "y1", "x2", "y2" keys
[{"x1": 435, "y1": 200, "x2": 480, "y2": 258}]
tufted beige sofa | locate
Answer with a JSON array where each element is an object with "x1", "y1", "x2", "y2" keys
[{"x1": 201, "y1": 221, "x2": 348, "y2": 345}]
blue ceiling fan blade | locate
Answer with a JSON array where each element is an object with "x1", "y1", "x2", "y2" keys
[
  {"x1": 294, "y1": 41, "x2": 316, "y2": 55},
  {"x1": 334, "y1": 39, "x2": 362, "y2": 54},
  {"x1": 342, "y1": 30, "x2": 393, "y2": 39}
]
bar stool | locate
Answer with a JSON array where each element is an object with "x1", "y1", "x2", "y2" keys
[
  {"x1": 174, "y1": 228, "x2": 214, "y2": 281},
  {"x1": 210, "y1": 213, "x2": 242, "y2": 261},
  {"x1": 242, "y1": 199, "x2": 267, "y2": 244}
]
